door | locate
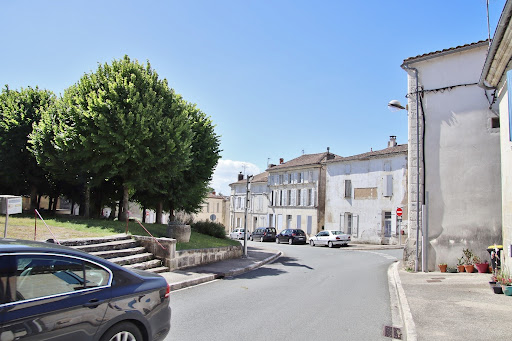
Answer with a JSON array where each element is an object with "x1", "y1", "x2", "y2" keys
[
  {"x1": 384, "y1": 211, "x2": 392, "y2": 237},
  {"x1": 1, "y1": 254, "x2": 111, "y2": 341}
]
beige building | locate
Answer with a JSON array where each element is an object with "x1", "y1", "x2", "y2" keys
[
  {"x1": 266, "y1": 150, "x2": 338, "y2": 236},
  {"x1": 479, "y1": 0, "x2": 512, "y2": 271}
]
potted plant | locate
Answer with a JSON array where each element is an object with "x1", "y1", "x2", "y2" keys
[
  {"x1": 499, "y1": 268, "x2": 512, "y2": 296},
  {"x1": 462, "y1": 248, "x2": 475, "y2": 273},
  {"x1": 457, "y1": 257, "x2": 465, "y2": 273},
  {"x1": 438, "y1": 263, "x2": 447, "y2": 272},
  {"x1": 474, "y1": 257, "x2": 489, "y2": 273}
]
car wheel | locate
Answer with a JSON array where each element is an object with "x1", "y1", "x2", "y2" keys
[
  {"x1": 260, "y1": 237, "x2": 264, "y2": 242},
  {"x1": 310, "y1": 240, "x2": 315, "y2": 247},
  {"x1": 288, "y1": 238, "x2": 293, "y2": 245},
  {"x1": 276, "y1": 237, "x2": 280, "y2": 244},
  {"x1": 100, "y1": 322, "x2": 143, "y2": 341},
  {"x1": 328, "y1": 241, "x2": 333, "y2": 248}
]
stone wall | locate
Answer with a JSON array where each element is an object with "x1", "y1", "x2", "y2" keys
[
  {"x1": 133, "y1": 235, "x2": 242, "y2": 271},
  {"x1": 171, "y1": 245, "x2": 242, "y2": 270}
]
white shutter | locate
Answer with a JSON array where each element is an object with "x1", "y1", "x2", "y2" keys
[
  {"x1": 291, "y1": 189, "x2": 296, "y2": 206},
  {"x1": 384, "y1": 175, "x2": 393, "y2": 197}
]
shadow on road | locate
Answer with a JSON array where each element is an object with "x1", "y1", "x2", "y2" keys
[{"x1": 271, "y1": 256, "x2": 314, "y2": 270}]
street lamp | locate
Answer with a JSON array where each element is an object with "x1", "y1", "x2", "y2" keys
[{"x1": 388, "y1": 67, "x2": 422, "y2": 272}]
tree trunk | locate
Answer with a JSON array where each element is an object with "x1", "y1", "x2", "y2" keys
[
  {"x1": 142, "y1": 207, "x2": 147, "y2": 223},
  {"x1": 48, "y1": 197, "x2": 53, "y2": 211},
  {"x1": 52, "y1": 196, "x2": 58, "y2": 213},
  {"x1": 168, "y1": 201, "x2": 175, "y2": 222},
  {"x1": 156, "y1": 202, "x2": 163, "y2": 224},
  {"x1": 84, "y1": 184, "x2": 90, "y2": 218},
  {"x1": 109, "y1": 203, "x2": 116, "y2": 220},
  {"x1": 30, "y1": 186, "x2": 37, "y2": 211},
  {"x1": 119, "y1": 186, "x2": 129, "y2": 221}
]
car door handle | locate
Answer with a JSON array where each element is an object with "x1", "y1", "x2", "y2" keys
[{"x1": 83, "y1": 298, "x2": 106, "y2": 308}]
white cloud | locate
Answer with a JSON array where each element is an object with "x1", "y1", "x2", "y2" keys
[{"x1": 210, "y1": 159, "x2": 261, "y2": 196}]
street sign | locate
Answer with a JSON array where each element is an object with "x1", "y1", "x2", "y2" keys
[{"x1": 396, "y1": 207, "x2": 403, "y2": 217}]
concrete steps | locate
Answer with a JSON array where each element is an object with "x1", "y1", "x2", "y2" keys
[{"x1": 59, "y1": 234, "x2": 168, "y2": 273}]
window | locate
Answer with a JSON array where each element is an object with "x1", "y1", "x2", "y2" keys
[
  {"x1": 307, "y1": 189, "x2": 313, "y2": 206},
  {"x1": 344, "y1": 213, "x2": 352, "y2": 234},
  {"x1": 384, "y1": 211, "x2": 392, "y2": 237},
  {"x1": 383, "y1": 175, "x2": 393, "y2": 197},
  {"x1": 298, "y1": 172, "x2": 302, "y2": 183},
  {"x1": 287, "y1": 190, "x2": 292, "y2": 206},
  {"x1": 288, "y1": 173, "x2": 292, "y2": 184},
  {"x1": 344, "y1": 180, "x2": 352, "y2": 198},
  {"x1": 491, "y1": 117, "x2": 500, "y2": 128},
  {"x1": 297, "y1": 190, "x2": 302, "y2": 206},
  {"x1": 14, "y1": 255, "x2": 110, "y2": 302}
]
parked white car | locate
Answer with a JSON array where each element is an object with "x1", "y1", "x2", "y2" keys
[
  {"x1": 229, "y1": 228, "x2": 248, "y2": 240},
  {"x1": 309, "y1": 230, "x2": 351, "y2": 248}
]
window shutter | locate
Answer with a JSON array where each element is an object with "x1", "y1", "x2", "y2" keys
[
  {"x1": 345, "y1": 180, "x2": 352, "y2": 198},
  {"x1": 384, "y1": 175, "x2": 393, "y2": 197}
]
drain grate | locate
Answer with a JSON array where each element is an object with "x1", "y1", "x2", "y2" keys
[{"x1": 383, "y1": 326, "x2": 402, "y2": 340}]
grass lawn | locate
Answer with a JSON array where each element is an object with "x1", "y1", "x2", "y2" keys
[{"x1": 0, "y1": 213, "x2": 240, "y2": 250}]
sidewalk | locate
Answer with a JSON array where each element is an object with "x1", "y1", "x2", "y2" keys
[
  {"x1": 159, "y1": 246, "x2": 282, "y2": 291},
  {"x1": 391, "y1": 262, "x2": 512, "y2": 341}
]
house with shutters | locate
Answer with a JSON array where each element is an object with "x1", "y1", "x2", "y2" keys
[
  {"x1": 324, "y1": 137, "x2": 408, "y2": 244},
  {"x1": 266, "y1": 149, "x2": 338, "y2": 236},
  {"x1": 228, "y1": 171, "x2": 270, "y2": 233}
]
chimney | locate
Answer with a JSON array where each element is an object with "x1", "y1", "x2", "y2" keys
[
  {"x1": 279, "y1": 158, "x2": 284, "y2": 164},
  {"x1": 238, "y1": 172, "x2": 244, "y2": 181},
  {"x1": 388, "y1": 136, "x2": 397, "y2": 148},
  {"x1": 326, "y1": 147, "x2": 335, "y2": 160}
]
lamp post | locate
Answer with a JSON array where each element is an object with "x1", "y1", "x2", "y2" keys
[
  {"x1": 243, "y1": 175, "x2": 253, "y2": 258},
  {"x1": 389, "y1": 66, "x2": 422, "y2": 272}
]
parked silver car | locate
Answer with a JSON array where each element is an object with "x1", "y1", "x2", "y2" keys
[
  {"x1": 229, "y1": 228, "x2": 248, "y2": 240},
  {"x1": 309, "y1": 230, "x2": 351, "y2": 247}
]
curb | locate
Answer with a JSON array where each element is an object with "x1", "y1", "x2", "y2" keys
[
  {"x1": 390, "y1": 261, "x2": 417, "y2": 341},
  {"x1": 169, "y1": 251, "x2": 283, "y2": 291}
]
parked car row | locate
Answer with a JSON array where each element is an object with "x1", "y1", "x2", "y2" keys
[{"x1": 232, "y1": 227, "x2": 351, "y2": 248}]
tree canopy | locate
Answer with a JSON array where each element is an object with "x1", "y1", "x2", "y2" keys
[{"x1": 26, "y1": 55, "x2": 221, "y2": 219}]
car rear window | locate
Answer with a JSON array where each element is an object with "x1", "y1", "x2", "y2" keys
[
  {"x1": 267, "y1": 228, "x2": 276, "y2": 233},
  {"x1": 331, "y1": 231, "x2": 344, "y2": 235},
  {"x1": 294, "y1": 230, "x2": 305, "y2": 235}
]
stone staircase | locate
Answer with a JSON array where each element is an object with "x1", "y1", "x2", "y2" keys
[{"x1": 59, "y1": 234, "x2": 169, "y2": 273}]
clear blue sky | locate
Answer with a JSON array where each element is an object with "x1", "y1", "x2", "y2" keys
[{"x1": 0, "y1": 0, "x2": 506, "y2": 194}]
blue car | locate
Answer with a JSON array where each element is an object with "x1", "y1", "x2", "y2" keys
[{"x1": 0, "y1": 239, "x2": 171, "y2": 341}]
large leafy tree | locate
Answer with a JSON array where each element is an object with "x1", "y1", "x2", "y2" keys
[
  {"x1": 32, "y1": 56, "x2": 192, "y2": 219},
  {"x1": 0, "y1": 86, "x2": 56, "y2": 208}
]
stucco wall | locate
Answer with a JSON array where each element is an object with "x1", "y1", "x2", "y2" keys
[
  {"x1": 325, "y1": 154, "x2": 408, "y2": 244},
  {"x1": 407, "y1": 44, "x2": 502, "y2": 269}
]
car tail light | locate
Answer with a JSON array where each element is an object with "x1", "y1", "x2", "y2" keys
[
  {"x1": 263, "y1": 232, "x2": 267, "y2": 236},
  {"x1": 292, "y1": 233, "x2": 296, "y2": 236},
  {"x1": 336, "y1": 236, "x2": 340, "y2": 240},
  {"x1": 348, "y1": 236, "x2": 351, "y2": 240},
  {"x1": 165, "y1": 283, "x2": 170, "y2": 299}
]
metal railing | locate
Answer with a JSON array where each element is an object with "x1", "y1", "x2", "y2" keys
[
  {"x1": 34, "y1": 209, "x2": 61, "y2": 244},
  {"x1": 135, "y1": 219, "x2": 167, "y2": 251}
]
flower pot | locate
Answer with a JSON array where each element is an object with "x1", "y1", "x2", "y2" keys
[
  {"x1": 464, "y1": 264, "x2": 474, "y2": 273},
  {"x1": 502, "y1": 286, "x2": 512, "y2": 296},
  {"x1": 474, "y1": 263, "x2": 489, "y2": 273},
  {"x1": 457, "y1": 265, "x2": 465, "y2": 273},
  {"x1": 438, "y1": 264, "x2": 447, "y2": 272},
  {"x1": 492, "y1": 285, "x2": 503, "y2": 294}
]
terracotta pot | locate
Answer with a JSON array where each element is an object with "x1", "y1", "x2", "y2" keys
[
  {"x1": 457, "y1": 265, "x2": 465, "y2": 273},
  {"x1": 464, "y1": 264, "x2": 475, "y2": 273},
  {"x1": 475, "y1": 263, "x2": 489, "y2": 273},
  {"x1": 438, "y1": 264, "x2": 447, "y2": 272}
]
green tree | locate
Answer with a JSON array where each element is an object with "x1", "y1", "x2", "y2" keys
[
  {"x1": 33, "y1": 56, "x2": 192, "y2": 219},
  {"x1": 0, "y1": 86, "x2": 56, "y2": 208}
]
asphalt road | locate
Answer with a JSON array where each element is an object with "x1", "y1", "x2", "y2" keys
[{"x1": 166, "y1": 241, "x2": 402, "y2": 341}]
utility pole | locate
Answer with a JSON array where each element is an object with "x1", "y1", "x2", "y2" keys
[{"x1": 243, "y1": 175, "x2": 253, "y2": 258}]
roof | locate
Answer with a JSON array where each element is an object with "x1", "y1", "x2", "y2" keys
[
  {"x1": 402, "y1": 40, "x2": 488, "y2": 66},
  {"x1": 266, "y1": 152, "x2": 340, "y2": 172},
  {"x1": 229, "y1": 171, "x2": 269, "y2": 186},
  {"x1": 480, "y1": 0, "x2": 512, "y2": 88},
  {"x1": 325, "y1": 144, "x2": 407, "y2": 163}
]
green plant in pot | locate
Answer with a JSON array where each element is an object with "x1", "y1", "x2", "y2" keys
[
  {"x1": 498, "y1": 268, "x2": 512, "y2": 296},
  {"x1": 457, "y1": 257, "x2": 465, "y2": 273},
  {"x1": 462, "y1": 248, "x2": 475, "y2": 273}
]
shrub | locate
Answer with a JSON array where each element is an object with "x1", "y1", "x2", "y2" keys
[{"x1": 191, "y1": 221, "x2": 227, "y2": 239}]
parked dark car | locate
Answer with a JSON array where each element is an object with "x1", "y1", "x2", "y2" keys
[
  {"x1": 250, "y1": 227, "x2": 277, "y2": 242},
  {"x1": 0, "y1": 239, "x2": 171, "y2": 341},
  {"x1": 275, "y1": 229, "x2": 307, "y2": 245}
]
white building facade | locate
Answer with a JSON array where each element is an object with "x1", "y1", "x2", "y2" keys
[
  {"x1": 324, "y1": 138, "x2": 408, "y2": 244},
  {"x1": 479, "y1": 0, "x2": 512, "y2": 272},
  {"x1": 402, "y1": 41, "x2": 502, "y2": 270}
]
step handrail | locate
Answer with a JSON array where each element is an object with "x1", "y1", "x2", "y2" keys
[
  {"x1": 135, "y1": 219, "x2": 167, "y2": 251},
  {"x1": 34, "y1": 209, "x2": 61, "y2": 245}
]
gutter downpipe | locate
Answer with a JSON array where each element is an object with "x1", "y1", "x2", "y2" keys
[{"x1": 402, "y1": 63, "x2": 422, "y2": 272}]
